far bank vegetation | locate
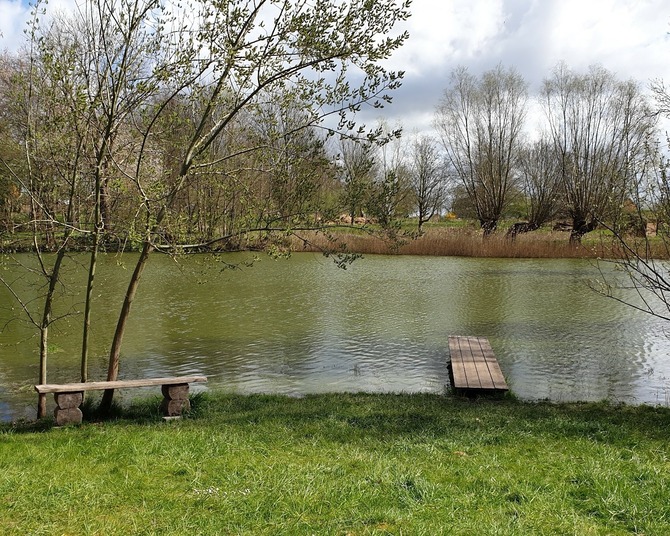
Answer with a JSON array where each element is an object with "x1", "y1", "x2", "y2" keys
[{"x1": 2, "y1": 57, "x2": 669, "y2": 259}]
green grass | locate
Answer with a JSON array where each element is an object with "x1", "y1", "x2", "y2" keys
[{"x1": 1, "y1": 393, "x2": 670, "y2": 535}]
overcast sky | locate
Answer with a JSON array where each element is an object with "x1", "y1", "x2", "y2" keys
[{"x1": 2, "y1": 0, "x2": 670, "y2": 136}]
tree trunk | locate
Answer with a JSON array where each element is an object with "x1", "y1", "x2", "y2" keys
[
  {"x1": 569, "y1": 217, "x2": 598, "y2": 244},
  {"x1": 37, "y1": 326, "x2": 48, "y2": 419},
  {"x1": 99, "y1": 240, "x2": 154, "y2": 413},
  {"x1": 82, "y1": 155, "x2": 105, "y2": 383},
  {"x1": 36, "y1": 246, "x2": 68, "y2": 419},
  {"x1": 506, "y1": 221, "x2": 539, "y2": 240},
  {"x1": 480, "y1": 218, "x2": 498, "y2": 236},
  {"x1": 81, "y1": 234, "x2": 98, "y2": 383},
  {"x1": 100, "y1": 179, "x2": 111, "y2": 234}
]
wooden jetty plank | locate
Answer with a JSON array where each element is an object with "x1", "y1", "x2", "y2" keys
[
  {"x1": 476, "y1": 337, "x2": 508, "y2": 389},
  {"x1": 448, "y1": 337, "x2": 469, "y2": 388},
  {"x1": 466, "y1": 336, "x2": 495, "y2": 389},
  {"x1": 448, "y1": 336, "x2": 508, "y2": 393},
  {"x1": 461, "y1": 337, "x2": 485, "y2": 388},
  {"x1": 470, "y1": 337, "x2": 501, "y2": 389}
]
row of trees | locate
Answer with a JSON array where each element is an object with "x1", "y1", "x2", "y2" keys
[
  {"x1": 436, "y1": 63, "x2": 659, "y2": 242},
  {"x1": 0, "y1": 80, "x2": 449, "y2": 243},
  {"x1": 8, "y1": 52, "x2": 659, "y2": 255}
]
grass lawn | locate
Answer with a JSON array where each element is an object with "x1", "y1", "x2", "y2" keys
[{"x1": 1, "y1": 393, "x2": 669, "y2": 535}]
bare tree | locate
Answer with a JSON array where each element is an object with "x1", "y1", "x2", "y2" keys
[
  {"x1": 435, "y1": 65, "x2": 527, "y2": 235},
  {"x1": 338, "y1": 137, "x2": 376, "y2": 224},
  {"x1": 367, "y1": 123, "x2": 412, "y2": 227},
  {"x1": 595, "y1": 161, "x2": 670, "y2": 321},
  {"x1": 651, "y1": 79, "x2": 670, "y2": 118},
  {"x1": 408, "y1": 136, "x2": 446, "y2": 232},
  {"x1": 507, "y1": 137, "x2": 562, "y2": 238},
  {"x1": 541, "y1": 63, "x2": 656, "y2": 243}
]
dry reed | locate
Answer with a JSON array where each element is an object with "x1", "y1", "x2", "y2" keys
[{"x1": 288, "y1": 227, "x2": 670, "y2": 260}]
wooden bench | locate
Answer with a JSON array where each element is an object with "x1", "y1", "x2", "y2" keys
[
  {"x1": 448, "y1": 336, "x2": 508, "y2": 394},
  {"x1": 35, "y1": 375, "x2": 207, "y2": 425}
]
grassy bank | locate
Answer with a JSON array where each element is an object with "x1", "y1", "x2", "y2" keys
[{"x1": 2, "y1": 393, "x2": 669, "y2": 534}]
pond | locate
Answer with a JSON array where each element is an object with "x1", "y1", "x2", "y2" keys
[{"x1": 1, "y1": 252, "x2": 669, "y2": 421}]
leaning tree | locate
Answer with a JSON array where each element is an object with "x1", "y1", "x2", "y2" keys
[{"x1": 38, "y1": 0, "x2": 411, "y2": 413}]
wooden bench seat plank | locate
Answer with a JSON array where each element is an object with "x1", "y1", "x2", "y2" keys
[{"x1": 35, "y1": 375, "x2": 207, "y2": 394}]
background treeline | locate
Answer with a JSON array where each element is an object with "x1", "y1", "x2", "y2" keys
[
  {"x1": 0, "y1": 22, "x2": 436, "y2": 254},
  {"x1": 437, "y1": 63, "x2": 668, "y2": 243},
  {"x1": 2, "y1": 50, "x2": 670, "y2": 250}
]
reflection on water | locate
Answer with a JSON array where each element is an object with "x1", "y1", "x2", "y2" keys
[{"x1": 1, "y1": 252, "x2": 670, "y2": 421}]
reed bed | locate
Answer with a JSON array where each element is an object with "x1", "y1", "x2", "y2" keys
[{"x1": 289, "y1": 227, "x2": 653, "y2": 259}]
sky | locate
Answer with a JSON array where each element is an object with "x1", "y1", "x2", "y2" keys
[
  {"x1": 384, "y1": 0, "x2": 670, "y2": 136},
  {"x1": 1, "y1": 0, "x2": 670, "y2": 137}
]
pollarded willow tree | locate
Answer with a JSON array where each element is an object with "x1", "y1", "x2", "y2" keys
[
  {"x1": 34, "y1": 0, "x2": 411, "y2": 413},
  {"x1": 435, "y1": 65, "x2": 527, "y2": 235},
  {"x1": 541, "y1": 63, "x2": 657, "y2": 243},
  {"x1": 506, "y1": 137, "x2": 563, "y2": 238}
]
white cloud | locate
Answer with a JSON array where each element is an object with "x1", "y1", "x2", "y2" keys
[
  {"x1": 1, "y1": 0, "x2": 79, "y2": 53},
  {"x1": 0, "y1": 0, "x2": 31, "y2": 53},
  {"x1": 2, "y1": 0, "x2": 669, "y2": 137},
  {"x1": 374, "y1": 0, "x2": 670, "y2": 135},
  {"x1": 390, "y1": 0, "x2": 506, "y2": 76},
  {"x1": 545, "y1": 0, "x2": 670, "y2": 83}
]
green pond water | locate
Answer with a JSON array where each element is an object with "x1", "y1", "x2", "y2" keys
[{"x1": 1, "y1": 252, "x2": 669, "y2": 420}]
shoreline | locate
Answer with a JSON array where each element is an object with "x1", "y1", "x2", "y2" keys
[
  {"x1": 289, "y1": 226, "x2": 667, "y2": 260},
  {"x1": 3, "y1": 224, "x2": 664, "y2": 260}
]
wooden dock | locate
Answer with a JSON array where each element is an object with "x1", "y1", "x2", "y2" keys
[{"x1": 448, "y1": 336, "x2": 508, "y2": 394}]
